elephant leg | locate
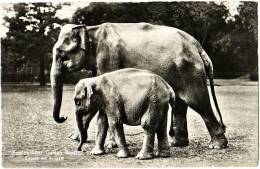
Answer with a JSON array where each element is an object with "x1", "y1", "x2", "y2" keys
[
  {"x1": 90, "y1": 111, "x2": 108, "y2": 155},
  {"x1": 68, "y1": 130, "x2": 80, "y2": 142},
  {"x1": 136, "y1": 129, "x2": 155, "y2": 160},
  {"x1": 108, "y1": 120, "x2": 130, "y2": 158},
  {"x1": 136, "y1": 105, "x2": 159, "y2": 160},
  {"x1": 188, "y1": 83, "x2": 228, "y2": 149},
  {"x1": 170, "y1": 97, "x2": 189, "y2": 147},
  {"x1": 105, "y1": 130, "x2": 118, "y2": 149},
  {"x1": 156, "y1": 110, "x2": 171, "y2": 158}
]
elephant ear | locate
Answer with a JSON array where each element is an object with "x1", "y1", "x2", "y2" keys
[
  {"x1": 71, "y1": 25, "x2": 88, "y2": 50},
  {"x1": 84, "y1": 83, "x2": 94, "y2": 109}
]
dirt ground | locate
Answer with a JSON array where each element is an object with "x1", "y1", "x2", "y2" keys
[{"x1": 1, "y1": 79, "x2": 258, "y2": 167}]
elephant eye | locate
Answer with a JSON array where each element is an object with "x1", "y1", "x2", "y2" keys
[
  {"x1": 74, "y1": 98, "x2": 80, "y2": 106},
  {"x1": 64, "y1": 37, "x2": 70, "y2": 45},
  {"x1": 72, "y1": 38, "x2": 77, "y2": 42},
  {"x1": 71, "y1": 30, "x2": 79, "y2": 40}
]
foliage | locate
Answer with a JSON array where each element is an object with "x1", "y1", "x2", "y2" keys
[
  {"x1": 1, "y1": 3, "x2": 68, "y2": 85},
  {"x1": 72, "y1": 2, "x2": 229, "y2": 44},
  {"x1": 211, "y1": 2, "x2": 257, "y2": 78}
]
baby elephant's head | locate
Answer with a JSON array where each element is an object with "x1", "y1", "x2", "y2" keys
[
  {"x1": 74, "y1": 79, "x2": 100, "y2": 151},
  {"x1": 74, "y1": 82, "x2": 91, "y2": 113},
  {"x1": 74, "y1": 80, "x2": 99, "y2": 115}
]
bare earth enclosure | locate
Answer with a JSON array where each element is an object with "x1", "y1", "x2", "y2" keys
[{"x1": 2, "y1": 79, "x2": 258, "y2": 167}]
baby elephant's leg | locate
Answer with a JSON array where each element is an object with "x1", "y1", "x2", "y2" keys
[
  {"x1": 156, "y1": 109, "x2": 171, "y2": 157},
  {"x1": 90, "y1": 111, "x2": 108, "y2": 155},
  {"x1": 105, "y1": 131, "x2": 118, "y2": 149},
  {"x1": 136, "y1": 129, "x2": 155, "y2": 160},
  {"x1": 108, "y1": 114, "x2": 130, "y2": 158},
  {"x1": 136, "y1": 107, "x2": 158, "y2": 160}
]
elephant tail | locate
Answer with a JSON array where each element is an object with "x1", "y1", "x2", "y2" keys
[
  {"x1": 168, "y1": 84, "x2": 175, "y2": 137},
  {"x1": 169, "y1": 100, "x2": 175, "y2": 137},
  {"x1": 200, "y1": 49, "x2": 226, "y2": 132}
]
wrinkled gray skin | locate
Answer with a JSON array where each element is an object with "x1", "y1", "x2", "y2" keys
[
  {"x1": 74, "y1": 68, "x2": 175, "y2": 159},
  {"x1": 51, "y1": 23, "x2": 227, "y2": 149}
]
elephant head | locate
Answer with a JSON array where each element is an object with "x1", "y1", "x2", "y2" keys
[
  {"x1": 74, "y1": 79, "x2": 99, "y2": 151},
  {"x1": 74, "y1": 79, "x2": 97, "y2": 113},
  {"x1": 51, "y1": 24, "x2": 94, "y2": 123}
]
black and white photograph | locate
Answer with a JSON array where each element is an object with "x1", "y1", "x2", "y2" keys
[{"x1": 1, "y1": 0, "x2": 258, "y2": 167}]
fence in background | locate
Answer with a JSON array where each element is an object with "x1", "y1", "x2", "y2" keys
[
  {"x1": 1, "y1": 67, "x2": 34, "y2": 84},
  {"x1": 1, "y1": 66, "x2": 257, "y2": 84}
]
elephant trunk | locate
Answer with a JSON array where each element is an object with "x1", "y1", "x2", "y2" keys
[{"x1": 51, "y1": 47, "x2": 67, "y2": 123}]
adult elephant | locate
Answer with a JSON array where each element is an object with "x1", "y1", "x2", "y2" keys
[{"x1": 51, "y1": 22, "x2": 227, "y2": 149}]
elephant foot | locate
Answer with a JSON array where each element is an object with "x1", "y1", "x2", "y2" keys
[
  {"x1": 170, "y1": 137, "x2": 189, "y2": 147},
  {"x1": 105, "y1": 140, "x2": 118, "y2": 149},
  {"x1": 116, "y1": 149, "x2": 130, "y2": 158},
  {"x1": 68, "y1": 131, "x2": 81, "y2": 142},
  {"x1": 77, "y1": 145, "x2": 83, "y2": 151},
  {"x1": 90, "y1": 146, "x2": 105, "y2": 155},
  {"x1": 209, "y1": 136, "x2": 228, "y2": 149},
  {"x1": 136, "y1": 151, "x2": 154, "y2": 160},
  {"x1": 156, "y1": 149, "x2": 171, "y2": 158}
]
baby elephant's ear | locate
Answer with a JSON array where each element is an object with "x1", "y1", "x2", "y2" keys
[{"x1": 84, "y1": 83, "x2": 94, "y2": 109}]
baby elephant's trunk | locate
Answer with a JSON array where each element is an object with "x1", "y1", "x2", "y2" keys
[{"x1": 76, "y1": 112, "x2": 88, "y2": 151}]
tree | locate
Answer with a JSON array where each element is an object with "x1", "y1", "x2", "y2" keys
[
  {"x1": 2, "y1": 3, "x2": 68, "y2": 85},
  {"x1": 236, "y1": 2, "x2": 257, "y2": 73},
  {"x1": 211, "y1": 2, "x2": 257, "y2": 78}
]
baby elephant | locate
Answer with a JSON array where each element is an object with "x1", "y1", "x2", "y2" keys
[{"x1": 74, "y1": 68, "x2": 175, "y2": 160}]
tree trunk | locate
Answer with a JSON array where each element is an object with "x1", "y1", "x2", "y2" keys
[{"x1": 39, "y1": 53, "x2": 46, "y2": 86}]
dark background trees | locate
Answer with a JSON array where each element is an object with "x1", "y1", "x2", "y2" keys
[
  {"x1": 1, "y1": 1, "x2": 258, "y2": 85},
  {"x1": 1, "y1": 3, "x2": 68, "y2": 85}
]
